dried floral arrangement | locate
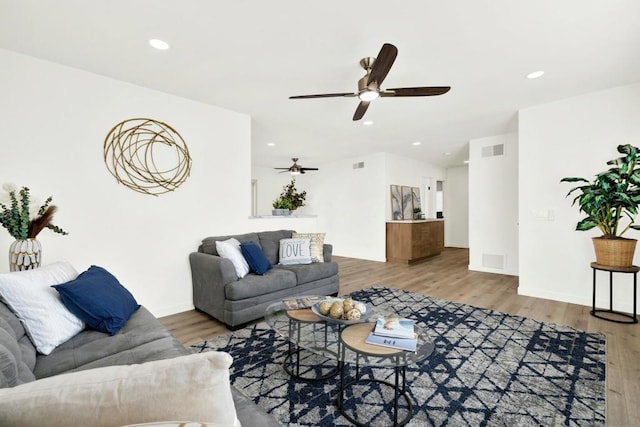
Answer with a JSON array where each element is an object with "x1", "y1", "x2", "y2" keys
[{"x1": 0, "y1": 184, "x2": 68, "y2": 240}]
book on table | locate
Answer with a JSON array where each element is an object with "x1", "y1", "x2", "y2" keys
[
  {"x1": 365, "y1": 332, "x2": 417, "y2": 352},
  {"x1": 373, "y1": 317, "x2": 415, "y2": 339}
]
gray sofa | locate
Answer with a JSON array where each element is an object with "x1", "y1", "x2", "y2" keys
[
  {"x1": 190, "y1": 229, "x2": 340, "y2": 329},
  {"x1": 0, "y1": 298, "x2": 280, "y2": 426}
]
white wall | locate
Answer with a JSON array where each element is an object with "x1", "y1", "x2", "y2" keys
[
  {"x1": 253, "y1": 153, "x2": 445, "y2": 263},
  {"x1": 251, "y1": 165, "x2": 316, "y2": 216},
  {"x1": 384, "y1": 153, "x2": 446, "y2": 223},
  {"x1": 519, "y1": 82, "x2": 640, "y2": 312},
  {"x1": 308, "y1": 153, "x2": 387, "y2": 261},
  {"x1": 444, "y1": 166, "x2": 469, "y2": 248},
  {"x1": 0, "y1": 49, "x2": 255, "y2": 316},
  {"x1": 468, "y1": 133, "x2": 519, "y2": 275}
]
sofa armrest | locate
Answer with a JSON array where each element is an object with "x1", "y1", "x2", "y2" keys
[
  {"x1": 189, "y1": 252, "x2": 237, "y2": 323},
  {"x1": 323, "y1": 244, "x2": 333, "y2": 262}
]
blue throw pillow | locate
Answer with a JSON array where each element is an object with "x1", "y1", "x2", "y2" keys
[
  {"x1": 52, "y1": 265, "x2": 140, "y2": 335},
  {"x1": 240, "y1": 241, "x2": 272, "y2": 275}
]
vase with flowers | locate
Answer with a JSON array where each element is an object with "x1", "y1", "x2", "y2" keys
[{"x1": 0, "y1": 184, "x2": 68, "y2": 271}]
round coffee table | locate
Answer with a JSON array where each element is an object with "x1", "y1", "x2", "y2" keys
[
  {"x1": 264, "y1": 297, "x2": 344, "y2": 381},
  {"x1": 338, "y1": 322, "x2": 434, "y2": 427}
]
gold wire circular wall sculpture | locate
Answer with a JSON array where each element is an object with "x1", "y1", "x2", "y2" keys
[{"x1": 103, "y1": 118, "x2": 192, "y2": 196}]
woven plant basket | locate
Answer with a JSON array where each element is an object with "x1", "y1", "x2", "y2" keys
[{"x1": 592, "y1": 237, "x2": 637, "y2": 267}]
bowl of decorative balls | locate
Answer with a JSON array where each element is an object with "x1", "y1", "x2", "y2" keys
[{"x1": 311, "y1": 297, "x2": 373, "y2": 324}]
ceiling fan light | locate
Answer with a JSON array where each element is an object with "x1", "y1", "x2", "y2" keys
[
  {"x1": 358, "y1": 90, "x2": 379, "y2": 102},
  {"x1": 290, "y1": 170, "x2": 301, "y2": 175}
]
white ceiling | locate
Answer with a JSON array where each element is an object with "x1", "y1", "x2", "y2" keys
[{"x1": 2, "y1": 1, "x2": 639, "y2": 169}]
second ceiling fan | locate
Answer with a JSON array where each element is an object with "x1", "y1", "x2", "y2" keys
[
  {"x1": 274, "y1": 158, "x2": 318, "y2": 175},
  {"x1": 289, "y1": 43, "x2": 451, "y2": 121}
]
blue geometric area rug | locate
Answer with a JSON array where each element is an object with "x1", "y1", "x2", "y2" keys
[{"x1": 192, "y1": 287, "x2": 606, "y2": 426}]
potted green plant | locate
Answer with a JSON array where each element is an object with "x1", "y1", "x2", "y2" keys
[
  {"x1": 272, "y1": 198, "x2": 293, "y2": 216},
  {"x1": 279, "y1": 179, "x2": 306, "y2": 210},
  {"x1": 0, "y1": 185, "x2": 68, "y2": 271},
  {"x1": 561, "y1": 144, "x2": 640, "y2": 267},
  {"x1": 272, "y1": 179, "x2": 306, "y2": 216}
]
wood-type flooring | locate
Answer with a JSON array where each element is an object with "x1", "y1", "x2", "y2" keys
[{"x1": 161, "y1": 248, "x2": 639, "y2": 426}]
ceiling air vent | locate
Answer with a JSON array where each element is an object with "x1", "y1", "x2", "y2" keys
[
  {"x1": 481, "y1": 144, "x2": 505, "y2": 158},
  {"x1": 352, "y1": 161, "x2": 365, "y2": 169}
]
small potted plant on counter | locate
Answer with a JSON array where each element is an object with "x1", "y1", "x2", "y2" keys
[{"x1": 272, "y1": 198, "x2": 293, "y2": 216}]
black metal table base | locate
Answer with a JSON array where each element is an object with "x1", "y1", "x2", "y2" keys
[
  {"x1": 591, "y1": 263, "x2": 638, "y2": 324},
  {"x1": 283, "y1": 317, "x2": 340, "y2": 381},
  {"x1": 337, "y1": 360, "x2": 412, "y2": 426},
  {"x1": 283, "y1": 345, "x2": 339, "y2": 381}
]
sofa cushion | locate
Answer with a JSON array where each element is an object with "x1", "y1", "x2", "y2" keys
[
  {"x1": 0, "y1": 261, "x2": 84, "y2": 355},
  {"x1": 52, "y1": 265, "x2": 140, "y2": 335},
  {"x1": 276, "y1": 261, "x2": 339, "y2": 285},
  {"x1": 215, "y1": 238, "x2": 250, "y2": 278},
  {"x1": 279, "y1": 238, "x2": 312, "y2": 265},
  {"x1": 240, "y1": 241, "x2": 272, "y2": 275},
  {"x1": 0, "y1": 301, "x2": 36, "y2": 377},
  {"x1": 200, "y1": 233, "x2": 260, "y2": 256},
  {"x1": 292, "y1": 232, "x2": 325, "y2": 263},
  {"x1": 33, "y1": 306, "x2": 187, "y2": 379},
  {"x1": 225, "y1": 269, "x2": 296, "y2": 300},
  {"x1": 257, "y1": 229, "x2": 294, "y2": 264},
  {"x1": 0, "y1": 351, "x2": 240, "y2": 427},
  {"x1": 0, "y1": 327, "x2": 20, "y2": 387}
]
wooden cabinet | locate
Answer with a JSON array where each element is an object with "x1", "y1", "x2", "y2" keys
[{"x1": 386, "y1": 220, "x2": 444, "y2": 264}]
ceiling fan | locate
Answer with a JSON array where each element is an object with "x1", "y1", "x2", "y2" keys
[
  {"x1": 274, "y1": 158, "x2": 319, "y2": 175},
  {"x1": 289, "y1": 43, "x2": 451, "y2": 121}
]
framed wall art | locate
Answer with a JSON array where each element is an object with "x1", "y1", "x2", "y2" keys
[{"x1": 390, "y1": 185, "x2": 402, "y2": 220}]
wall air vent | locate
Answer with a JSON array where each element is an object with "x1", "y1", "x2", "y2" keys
[
  {"x1": 352, "y1": 161, "x2": 365, "y2": 169},
  {"x1": 482, "y1": 253, "x2": 505, "y2": 270},
  {"x1": 481, "y1": 144, "x2": 505, "y2": 158}
]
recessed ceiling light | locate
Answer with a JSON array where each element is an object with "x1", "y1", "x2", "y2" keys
[
  {"x1": 443, "y1": 152, "x2": 451, "y2": 156},
  {"x1": 267, "y1": 142, "x2": 276, "y2": 147},
  {"x1": 149, "y1": 39, "x2": 170, "y2": 50},
  {"x1": 363, "y1": 120, "x2": 374, "y2": 126},
  {"x1": 526, "y1": 70, "x2": 544, "y2": 79},
  {"x1": 463, "y1": 160, "x2": 470, "y2": 164},
  {"x1": 412, "y1": 141, "x2": 421, "y2": 146}
]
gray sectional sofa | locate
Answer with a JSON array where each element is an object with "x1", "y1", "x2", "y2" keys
[
  {"x1": 0, "y1": 298, "x2": 280, "y2": 426},
  {"x1": 190, "y1": 229, "x2": 340, "y2": 329}
]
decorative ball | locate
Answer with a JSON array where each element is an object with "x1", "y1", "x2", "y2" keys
[
  {"x1": 344, "y1": 308, "x2": 361, "y2": 321},
  {"x1": 342, "y1": 299, "x2": 355, "y2": 312},
  {"x1": 353, "y1": 301, "x2": 367, "y2": 314},
  {"x1": 329, "y1": 301, "x2": 344, "y2": 319},
  {"x1": 318, "y1": 301, "x2": 332, "y2": 315}
]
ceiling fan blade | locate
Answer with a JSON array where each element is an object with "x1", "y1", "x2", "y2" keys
[
  {"x1": 380, "y1": 86, "x2": 451, "y2": 97},
  {"x1": 290, "y1": 92, "x2": 356, "y2": 99},
  {"x1": 367, "y1": 43, "x2": 398, "y2": 89},
  {"x1": 274, "y1": 168, "x2": 290, "y2": 170},
  {"x1": 301, "y1": 168, "x2": 319, "y2": 171},
  {"x1": 353, "y1": 101, "x2": 370, "y2": 121}
]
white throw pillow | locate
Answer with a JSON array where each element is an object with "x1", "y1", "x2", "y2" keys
[
  {"x1": 292, "y1": 232, "x2": 325, "y2": 263},
  {"x1": 0, "y1": 261, "x2": 84, "y2": 355},
  {"x1": 0, "y1": 352, "x2": 240, "y2": 427},
  {"x1": 279, "y1": 238, "x2": 312, "y2": 265},
  {"x1": 215, "y1": 238, "x2": 249, "y2": 278}
]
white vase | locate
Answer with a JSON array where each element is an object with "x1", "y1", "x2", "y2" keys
[{"x1": 9, "y1": 238, "x2": 41, "y2": 272}]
